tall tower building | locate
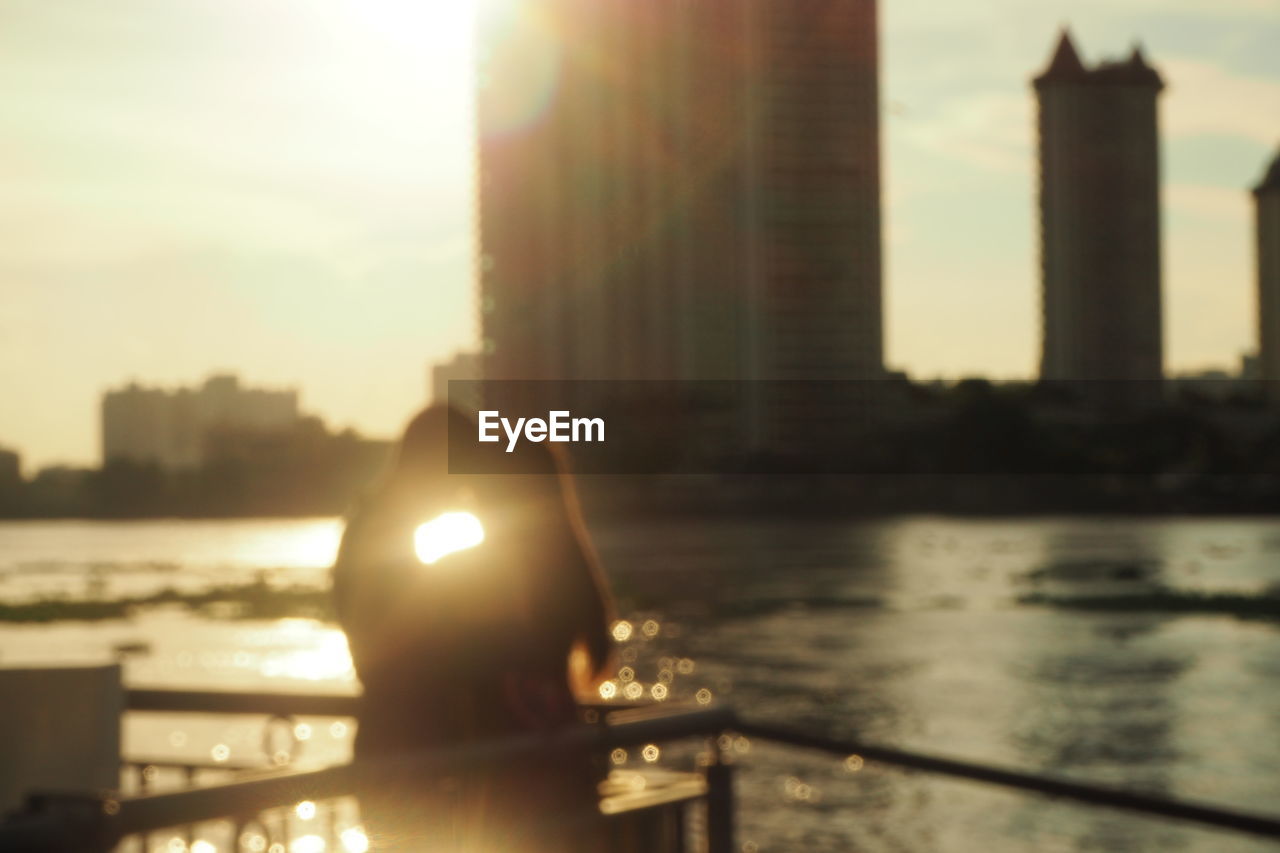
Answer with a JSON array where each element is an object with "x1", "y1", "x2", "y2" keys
[
  {"x1": 1034, "y1": 31, "x2": 1165, "y2": 383},
  {"x1": 476, "y1": 0, "x2": 883, "y2": 442},
  {"x1": 1255, "y1": 149, "x2": 1280, "y2": 399}
]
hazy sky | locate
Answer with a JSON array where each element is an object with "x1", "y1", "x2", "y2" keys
[{"x1": 1, "y1": 0, "x2": 1277, "y2": 469}]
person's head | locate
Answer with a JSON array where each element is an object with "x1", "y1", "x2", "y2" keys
[
  {"x1": 385, "y1": 405, "x2": 578, "y2": 538},
  {"x1": 384, "y1": 404, "x2": 614, "y2": 687},
  {"x1": 385, "y1": 405, "x2": 477, "y2": 515}
]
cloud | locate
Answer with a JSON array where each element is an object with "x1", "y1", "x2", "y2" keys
[
  {"x1": 1162, "y1": 57, "x2": 1280, "y2": 146},
  {"x1": 897, "y1": 92, "x2": 1034, "y2": 176},
  {"x1": 1120, "y1": 0, "x2": 1278, "y2": 15},
  {"x1": 890, "y1": 54, "x2": 1279, "y2": 181}
]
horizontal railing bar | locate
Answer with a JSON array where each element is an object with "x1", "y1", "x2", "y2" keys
[
  {"x1": 734, "y1": 719, "x2": 1280, "y2": 842},
  {"x1": 125, "y1": 688, "x2": 361, "y2": 717},
  {"x1": 122, "y1": 758, "x2": 261, "y2": 772},
  {"x1": 124, "y1": 687, "x2": 642, "y2": 718}
]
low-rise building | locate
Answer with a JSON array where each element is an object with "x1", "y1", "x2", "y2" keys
[{"x1": 102, "y1": 374, "x2": 299, "y2": 470}]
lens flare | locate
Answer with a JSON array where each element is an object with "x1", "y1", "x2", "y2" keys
[{"x1": 414, "y1": 512, "x2": 486, "y2": 565}]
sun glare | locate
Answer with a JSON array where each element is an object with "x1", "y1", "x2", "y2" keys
[
  {"x1": 306, "y1": 0, "x2": 481, "y2": 103},
  {"x1": 340, "y1": 0, "x2": 478, "y2": 50},
  {"x1": 414, "y1": 512, "x2": 485, "y2": 565}
]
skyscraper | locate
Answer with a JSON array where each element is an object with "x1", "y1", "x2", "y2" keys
[
  {"x1": 1255, "y1": 149, "x2": 1280, "y2": 399},
  {"x1": 476, "y1": 0, "x2": 883, "y2": 442},
  {"x1": 1034, "y1": 30, "x2": 1165, "y2": 384}
]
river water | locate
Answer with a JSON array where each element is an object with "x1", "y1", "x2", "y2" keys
[{"x1": 1, "y1": 516, "x2": 1278, "y2": 852}]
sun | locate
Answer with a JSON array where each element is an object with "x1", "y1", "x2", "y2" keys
[
  {"x1": 306, "y1": 0, "x2": 480, "y2": 76},
  {"x1": 302, "y1": 0, "x2": 482, "y2": 136},
  {"x1": 344, "y1": 0, "x2": 479, "y2": 56}
]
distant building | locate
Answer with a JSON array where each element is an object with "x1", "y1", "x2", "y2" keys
[
  {"x1": 1170, "y1": 367, "x2": 1248, "y2": 402},
  {"x1": 101, "y1": 374, "x2": 298, "y2": 469},
  {"x1": 26, "y1": 466, "x2": 93, "y2": 515},
  {"x1": 0, "y1": 448, "x2": 20, "y2": 485},
  {"x1": 0, "y1": 448, "x2": 21, "y2": 512},
  {"x1": 1240, "y1": 352, "x2": 1260, "y2": 382},
  {"x1": 1034, "y1": 30, "x2": 1165, "y2": 384},
  {"x1": 1254, "y1": 149, "x2": 1280, "y2": 401},
  {"x1": 477, "y1": 0, "x2": 884, "y2": 445},
  {"x1": 429, "y1": 352, "x2": 481, "y2": 411}
]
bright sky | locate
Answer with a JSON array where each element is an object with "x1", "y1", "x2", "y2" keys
[{"x1": 1, "y1": 0, "x2": 1277, "y2": 469}]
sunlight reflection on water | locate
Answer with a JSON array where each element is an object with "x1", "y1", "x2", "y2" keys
[
  {"x1": 256, "y1": 622, "x2": 354, "y2": 682},
  {"x1": 0, "y1": 518, "x2": 343, "y2": 602}
]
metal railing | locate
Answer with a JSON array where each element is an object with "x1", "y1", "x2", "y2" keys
[
  {"x1": 4, "y1": 689, "x2": 1280, "y2": 852},
  {"x1": 733, "y1": 719, "x2": 1280, "y2": 842},
  {"x1": 126, "y1": 688, "x2": 362, "y2": 717},
  {"x1": 5, "y1": 699, "x2": 732, "y2": 853}
]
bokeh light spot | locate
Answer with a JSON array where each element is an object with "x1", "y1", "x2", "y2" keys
[
  {"x1": 340, "y1": 828, "x2": 369, "y2": 853},
  {"x1": 291, "y1": 836, "x2": 325, "y2": 853}
]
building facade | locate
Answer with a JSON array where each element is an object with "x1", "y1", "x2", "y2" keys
[
  {"x1": 101, "y1": 374, "x2": 299, "y2": 470},
  {"x1": 1255, "y1": 150, "x2": 1280, "y2": 400},
  {"x1": 476, "y1": 0, "x2": 883, "y2": 444},
  {"x1": 429, "y1": 351, "x2": 482, "y2": 410},
  {"x1": 1034, "y1": 31, "x2": 1165, "y2": 384}
]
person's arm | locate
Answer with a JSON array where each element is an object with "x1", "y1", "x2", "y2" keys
[{"x1": 561, "y1": 514, "x2": 616, "y2": 694}]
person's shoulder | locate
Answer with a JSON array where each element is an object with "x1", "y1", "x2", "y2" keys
[{"x1": 334, "y1": 489, "x2": 403, "y2": 566}]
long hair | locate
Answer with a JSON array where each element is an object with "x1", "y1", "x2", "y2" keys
[
  {"x1": 489, "y1": 436, "x2": 615, "y2": 693},
  {"x1": 335, "y1": 404, "x2": 614, "y2": 700},
  {"x1": 473, "y1": 420, "x2": 615, "y2": 694},
  {"x1": 384, "y1": 404, "x2": 477, "y2": 502}
]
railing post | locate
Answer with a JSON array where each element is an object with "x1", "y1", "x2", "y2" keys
[{"x1": 704, "y1": 736, "x2": 735, "y2": 853}]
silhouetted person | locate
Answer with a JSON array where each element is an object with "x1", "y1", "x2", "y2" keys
[{"x1": 332, "y1": 405, "x2": 615, "y2": 851}]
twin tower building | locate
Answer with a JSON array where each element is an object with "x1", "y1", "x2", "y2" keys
[
  {"x1": 1037, "y1": 31, "x2": 1280, "y2": 389},
  {"x1": 475, "y1": 2, "x2": 1279, "y2": 413}
]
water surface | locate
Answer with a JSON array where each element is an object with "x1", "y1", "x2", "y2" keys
[{"x1": 2, "y1": 516, "x2": 1278, "y2": 852}]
